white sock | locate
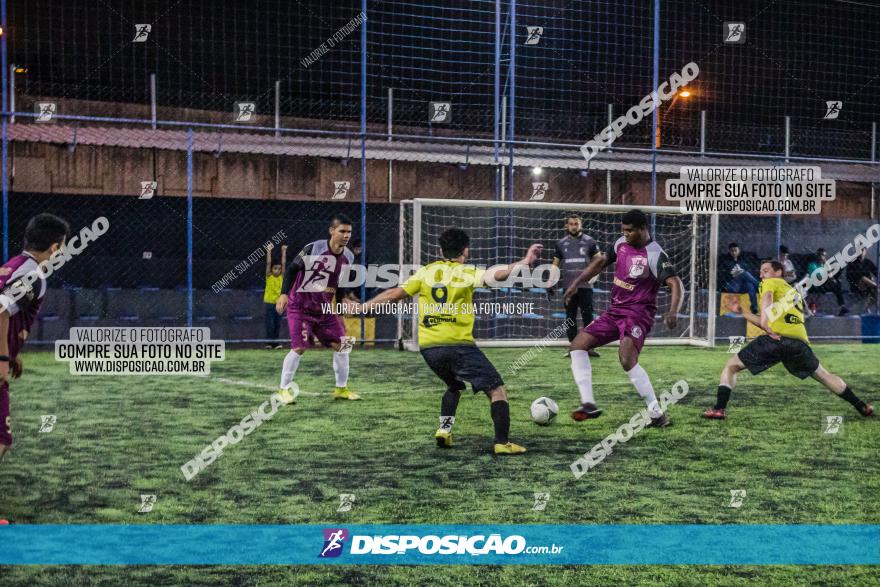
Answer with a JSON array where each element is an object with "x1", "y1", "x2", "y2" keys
[
  {"x1": 439, "y1": 416, "x2": 455, "y2": 431},
  {"x1": 333, "y1": 352, "x2": 349, "y2": 387},
  {"x1": 280, "y1": 351, "x2": 301, "y2": 389},
  {"x1": 627, "y1": 364, "x2": 662, "y2": 418},
  {"x1": 570, "y1": 350, "x2": 594, "y2": 404}
]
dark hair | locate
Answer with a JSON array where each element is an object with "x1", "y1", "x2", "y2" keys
[
  {"x1": 438, "y1": 228, "x2": 470, "y2": 259},
  {"x1": 761, "y1": 259, "x2": 784, "y2": 273},
  {"x1": 728, "y1": 242, "x2": 739, "y2": 249},
  {"x1": 350, "y1": 238, "x2": 362, "y2": 249},
  {"x1": 621, "y1": 209, "x2": 647, "y2": 228},
  {"x1": 779, "y1": 245, "x2": 789, "y2": 254},
  {"x1": 816, "y1": 248, "x2": 826, "y2": 255},
  {"x1": 565, "y1": 212, "x2": 581, "y2": 221},
  {"x1": 330, "y1": 213, "x2": 352, "y2": 227},
  {"x1": 24, "y1": 213, "x2": 69, "y2": 251}
]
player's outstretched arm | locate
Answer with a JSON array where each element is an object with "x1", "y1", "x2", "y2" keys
[
  {"x1": 739, "y1": 302, "x2": 763, "y2": 330},
  {"x1": 483, "y1": 243, "x2": 543, "y2": 285},
  {"x1": 265, "y1": 243, "x2": 274, "y2": 278},
  {"x1": 563, "y1": 254, "x2": 606, "y2": 304},
  {"x1": 547, "y1": 257, "x2": 561, "y2": 297},
  {"x1": 355, "y1": 287, "x2": 410, "y2": 315},
  {"x1": 664, "y1": 276, "x2": 684, "y2": 329}
]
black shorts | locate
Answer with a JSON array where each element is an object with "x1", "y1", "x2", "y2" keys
[
  {"x1": 420, "y1": 345, "x2": 504, "y2": 395},
  {"x1": 737, "y1": 335, "x2": 820, "y2": 380}
]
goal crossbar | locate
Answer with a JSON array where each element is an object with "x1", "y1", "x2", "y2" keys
[{"x1": 399, "y1": 198, "x2": 718, "y2": 350}]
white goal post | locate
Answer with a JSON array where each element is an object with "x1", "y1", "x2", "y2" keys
[{"x1": 398, "y1": 199, "x2": 718, "y2": 350}]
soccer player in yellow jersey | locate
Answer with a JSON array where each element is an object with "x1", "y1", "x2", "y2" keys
[
  {"x1": 263, "y1": 243, "x2": 287, "y2": 349},
  {"x1": 355, "y1": 228, "x2": 542, "y2": 454},
  {"x1": 704, "y1": 260, "x2": 873, "y2": 419}
]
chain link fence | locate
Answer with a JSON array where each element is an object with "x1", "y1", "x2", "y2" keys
[{"x1": 3, "y1": 0, "x2": 880, "y2": 344}]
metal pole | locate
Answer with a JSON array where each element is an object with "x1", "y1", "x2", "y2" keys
[
  {"x1": 388, "y1": 88, "x2": 393, "y2": 202},
  {"x1": 387, "y1": 87, "x2": 393, "y2": 140},
  {"x1": 778, "y1": 116, "x2": 790, "y2": 254},
  {"x1": 784, "y1": 115, "x2": 791, "y2": 162},
  {"x1": 186, "y1": 128, "x2": 193, "y2": 327},
  {"x1": 700, "y1": 110, "x2": 706, "y2": 156},
  {"x1": 274, "y1": 80, "x2": 280, "y2": 137},
  {"x1": 500, "y1": 95, "x2": 507, "y2": 201},
  {"x1": 687, "y1": 215, "x2": 698, "y2": 340},
  {"x1": 871, "y1": 121, "x2": 876, "y2": 219},
  {"x1": 707, "y1": 213, "x2": 719, "y2": 347},
  {"x1": 150, "y1": 73, "x2": 157, "y2": 130},
  {"x1": 650, "y1": 0, "x2": 660, "y2": 211},
  {"x1": 360, "y1": 0, "x2": 368, "y2": 341},
  {"x1": 507, "y1": 0, "x2": 516, "y2": 202},
  {"x1": 494, "y1": 0, "x2": 501, "y2": 202},
  {"x1": 1, "y1": 0, "x2": 8, "y2": 262},
  {"x1": 606, "y1": 103, "x2": 612, "y2": 204},
  {"x1": 8, "y1": 65, "x2": 14, "y2": 124},
  {"x1": 872, "y1": 122, "x2": 878, "y2": 314}
]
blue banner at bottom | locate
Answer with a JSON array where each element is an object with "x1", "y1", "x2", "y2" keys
[{"x1": 2, "y1": 524, "x2": 878, "y2": 565}]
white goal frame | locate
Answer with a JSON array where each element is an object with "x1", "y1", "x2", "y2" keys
[{"x1": 398, "y1": 198, "x2": 718, "y2": 350}]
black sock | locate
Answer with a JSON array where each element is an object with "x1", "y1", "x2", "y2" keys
[
  {"x1": 715, "y1": 385, "x2": 732, "y2": 410},
  {"x1": 490, "y1": 401, "x2": 510, "y2": 444},
  {"x1": 441, "y1": 388, "x2": 461, "y2": 417},
  {"x1": 839, "y1": 386, "x2": 866, "y2": 411}
]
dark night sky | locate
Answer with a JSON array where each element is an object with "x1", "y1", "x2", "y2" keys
[{"x1": 9, "y1": 0, "x2": 880, "y2": 154}]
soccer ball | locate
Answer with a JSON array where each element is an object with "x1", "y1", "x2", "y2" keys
[{"x1": 530, "y1": 397, "x2": 559, "y2": 425}]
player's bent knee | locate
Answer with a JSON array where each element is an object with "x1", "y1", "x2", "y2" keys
[
  {"x1": 725, "y1": 355, "x2": 745, "y2": 372},
  {"x1": 488, "y1": 386, "x2": 507, "y2": 402},
  {"x1": 618, "y1": 340, "x2": 639, "y2": 371},
  {"x1": 571, "y1": 332, "x2": 596, "y2": 352}
]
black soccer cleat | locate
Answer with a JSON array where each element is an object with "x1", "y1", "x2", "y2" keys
[
  {"x1": 647, "y1": 413, "x2": 671, "y2": 428},
  {"x1": 571, "y1": 402, "x2": 602, "y2": 421},
  {"x1": 858, "y1": 403, "x2": 874, "y2": 418}
]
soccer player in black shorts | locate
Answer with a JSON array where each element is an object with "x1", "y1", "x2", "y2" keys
[
  {"x1": 354, "y1": 229, "x2": 542, "y2": 454},
  {"x1": 704, "y1": 260, "x2": 873, "y2": 419}
]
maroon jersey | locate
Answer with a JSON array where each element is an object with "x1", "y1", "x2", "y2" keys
[
  {"x1": 0, "y1": 253, "x2": 47, "y2": 358},
  {"x1": 283, "y1": 240, "x2": 354, "y2": 315},
  {"x1": 605, "y1": 237, "x2": 676, "y2": 314}
]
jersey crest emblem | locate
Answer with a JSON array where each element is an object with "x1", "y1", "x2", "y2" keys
[{"x1": 628, "y1": 256, "x2": 648, "y2": 278}]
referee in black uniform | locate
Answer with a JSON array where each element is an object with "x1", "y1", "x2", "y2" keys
[{"x1": 550, "y1": 213, "x2": 602, "y2": 357}]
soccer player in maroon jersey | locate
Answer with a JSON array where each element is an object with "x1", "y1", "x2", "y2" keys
[
  {"x1": 563, "y1": 209, "x2": 683, "y2": 427},
  {"x1": 275, "y1": 214, "x2": 359, "y2": 400},
  {"x1": 0, "y1": 213, "x2": 69, "y2": 465}
]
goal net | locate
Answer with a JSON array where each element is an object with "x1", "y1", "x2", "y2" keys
[{"x1": 398, "y1": 199, "x2": 718, "y2": 349}]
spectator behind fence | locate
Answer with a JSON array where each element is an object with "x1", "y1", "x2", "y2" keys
[
  {"x1": 718, "y1": 242, "x2": 759, "y2": 313},
  {"x1": 779, "y1": 245, "x2": 797, "y2": 284},
  {"x1": 806, "y1": 248, "x2": 849, "y2": 316},
  {"x1": 846, "y1": 247, "x2": 879, "y2": 312},
  {"x1": 264, "y1": 243, "x2": 287, "y2": 349}
]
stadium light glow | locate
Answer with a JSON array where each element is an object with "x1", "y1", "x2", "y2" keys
[
  {"x1": 679, "y1": 90, "x2": 691, "y2": 97},
  {"x1": 531, "y1": 166, "x2": 543, "y2": 176}
]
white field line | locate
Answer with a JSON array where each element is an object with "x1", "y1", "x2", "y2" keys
[{"x1": 197, "y1": 374, "x2": 430, "y2": 396}]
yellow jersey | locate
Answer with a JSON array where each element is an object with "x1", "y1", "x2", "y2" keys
[
  {"x1": 760, "y1": 277, "x2": 809, "y2": 344},
  {"x1": 402, "y1": 260, "x2": 486, "y2": 349},
  {"x1": 264, "y1": 274, "x2": 283, "y2": 303}
]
